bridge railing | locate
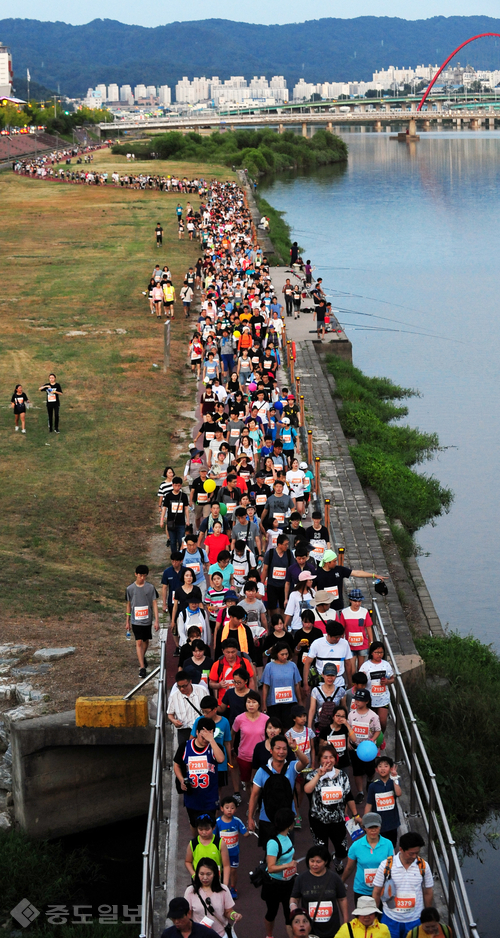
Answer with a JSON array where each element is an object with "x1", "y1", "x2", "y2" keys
[
  {"x1": 138, "y1": 630, "x2": 169, "y2": 938},
  {"x1": 371, "y1": 600, "x2": 480, "y2": 938}
]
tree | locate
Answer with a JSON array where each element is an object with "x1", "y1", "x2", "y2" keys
[{"x1": 0, "y1": 104, "x2": 29, "y2": 130}]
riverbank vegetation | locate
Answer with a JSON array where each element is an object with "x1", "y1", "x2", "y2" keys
[
  {"x1": 112, "y1": 128, "x2": 348, "y2": 177},
  {"x1": 326, "y1": 356, "x2": 453, "y2": 557},
  {"x1": 254, "y1": 195, "x2": 295, "y2": 264},
  {"x1": 410, "y1": 633, "x2": 500, "y2": 837}
]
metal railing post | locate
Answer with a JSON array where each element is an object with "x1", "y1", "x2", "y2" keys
[
  {"x1": 296, "y1": 375, "x2": 301, "y2": 399},
  {"x1": 324, "y1": 498, "x2": 331, "y2": 530},
  {"x1": 409, "y1": 718, "x2": 418, "y2": 816},
  {"x1": 314, "y1": 456, "x2": 320, "y2": 498},
  {"x1": 337, "y1": 546, "x2": 345, "y2": 566},
  {"x1": 428, "y1": 777, "x2": 436, "y2": 874},
  {"x1": 448, "y1": 841, "x2": 456, "y2": 922},
  {"x1": 290, "y1": 355, "x2": 295, "y2": 385},
  {"x1": 307, "y1": 430, "x2": 313, "y2": 464},
  {"x1": 299, "y1": 395, "x2": 305, "y2": 428},
  {"x1": 163, "y1": 319, "x2": 171, "y2": 372},
  {"x1": 286, "y1": 339, "x2": 291, "y2": 366},
  {"x1": 395, "y1": 675, "x2": 403, "y2": 763}
]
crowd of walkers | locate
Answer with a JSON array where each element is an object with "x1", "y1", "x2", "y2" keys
[
  {"x1": 12, "y1": 144, "x2": 104, "y2": 178},
  {"x1": 124, "y1": 179, "x2": 451, "y2": 938}
]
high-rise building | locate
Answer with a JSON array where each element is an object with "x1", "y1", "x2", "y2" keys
[
  {"x1": 107, "y1": 83, "x2": 119, "y2": 101},
  {"x1": 134, "y1": 83, "x2": 147, "y2": 100},
  {"x1": 146, "y1": 85, "x2": 157, "y2": 97},
  {"x1": 95, "y1": 83, "x2": 107, "y2": 101},
  {"x1": 120, "y1": 84, "x2": 133, "y2": 102},
  {"x1": 158, "y1": 85, "x2": 171, "y2": 106},
  {"x1": 0, "y1": 40, "x2": 13, "y2": 98},
  {"x1": 175, "y1": 76, "x2": 210, "y2": 104}
]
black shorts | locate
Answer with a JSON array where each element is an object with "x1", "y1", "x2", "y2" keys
[
  {"x1": 132, "y1": 624, "x2": 152, "y2": 641},
  {"x1": 267, "y1": 585, "x2": 286, "y2": 610},
  {"x1": 217, "y1": 770, "x2": 228, "y2": 788},
  {"x1": 186, "y1": 807, "x2": 216, "y2": 828}
]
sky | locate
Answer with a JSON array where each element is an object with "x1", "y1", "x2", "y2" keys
[{"x1": 4, "y1": 0, "x2": 499, "y2": 28}]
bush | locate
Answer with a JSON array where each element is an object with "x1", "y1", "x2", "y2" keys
[{"x1": 326, "y1": 355, "x2": 453, "y2": 556}]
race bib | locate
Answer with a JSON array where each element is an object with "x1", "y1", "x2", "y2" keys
[
  {"x1": 186, "y1": 562, "x2": 201, "y2": 575},
  {"x1": 187, "y1": 756, "x2": 208, "y2": 774},
  {"x1": 48, "y1": 393, "x2": 57, "y2": 402},
  {"x1": 371, "y1": 684, "x2": 385, "y2": 696},
  {"x1": 364, "y1": 868, "x2": 378, "y2": 886},
  {"x1": 324, "y1": 586, "x2": 339, "y2": 600},
  {"x1": 321, "y1": 786, "x2": 343, "y2": 804},
  {"x1": 352, "y1": 723, "x2": 370, "y2": 740},
  {"x1": 197, "y1": 493, "x2": 208, "y2": 503},
  {"x1": 308, "y1": 901, "x2": 333, "y2": 923},
  {"x1": 273, "y1": 567, "x2": 287, "y2": 580},
  {"x1": 170, "y1": 502, "x2": 183, "y2": 513},
  {"x1": 283, "y1": 865, "x2": 296, "y2": 881},
  {"x1": 256, "y1": 494, "x2": 267, "y2": 505},
  {"x1": 273, "y1": 512, "x2": 285, "y2": 524},
  {"x1": 226, "y1": 502, "x2": 237, "y2": 513},
  {"x1": 200, "y1": 916, "x2": 214, "y2": 928},
  {"x1": 265, "y1": 476, "x2": 275, "y2": 487},
  {"x1": 134, "y1": 606, "x2": 149, "y2": 620},
  {"x1": 205, "y1": 432, "x2": 215, "y2": 440},
  {"x1": 230, "y1": 430, "x2": 240, "y2": 439},
  {"x1": 375, "y1": 792, "x2": 395, "y2": 812},
  {"x1": 220, "y1": 830, "x2": 239, "y2": 849},
  {"x1": 349, "y1": 631, "x2": 364, "y2": 647},
  {"x1": 234, "y1": 566, "x2": 247, "y2": 577},
  {"x1": 394, "y1": 893, "x2": 416, "y2": 913},
  {"x1": 275, "y1": 685, "x2": 293, "y2": 703},
  {"x1": 328, "y1": 735, "x2": 346, "y2": 755}
]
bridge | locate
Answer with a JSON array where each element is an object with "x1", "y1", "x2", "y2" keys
[{"x1": 100, "y1": 102, "x2": 498, "y2": 135}]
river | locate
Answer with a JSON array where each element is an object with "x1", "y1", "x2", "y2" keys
[
  {"x1": 260, "y1": 129, "x2": 500, "y2": 653},
  {"x1": 260, "y1": 130, "x2": 500, "y2": 936}
]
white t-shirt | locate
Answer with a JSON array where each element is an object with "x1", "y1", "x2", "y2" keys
[
  {"x1": 286, "y1": 469, "x2": 306, "y2": 498},
  {"x1": 373, "y1": 852, "x2": 433, "y2": 922},
  {"x1": 304, "y1": 636, "x2": 353, "y2": 677},
  {"x1": 360, "y1": 658, "x2": 394, "y2": 707},
  {"x1": 284, "y1": 589, "x2": 316, "y2": 631}
]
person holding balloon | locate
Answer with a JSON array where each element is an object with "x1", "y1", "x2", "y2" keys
[
  {"x1": 347, "y1": 689, "x2": 382, "y2": 805},
  {"x1": 303, "y1": 744, "x2": 361, "y2": 873}
]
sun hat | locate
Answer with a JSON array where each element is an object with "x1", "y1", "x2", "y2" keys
[
  {"x1": 298, "y1": 570, "x2": 316, "y2": 582},
  {"x1": 351, "y1": 896, "x2": 382, "y2": 918},
  {"x1": 313, "y1": 590, "x2": 333, "y2": 607},
  {"x1": 320, "y1": 549, "x2": 337, "y2": 567},
  {"x1": 363, "y1": 812, "x2": 382, "y2": 829}
]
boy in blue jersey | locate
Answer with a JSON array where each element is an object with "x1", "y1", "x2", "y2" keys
[
  {"x1": 191, "y1": 696, "x2": 232, "y2": 787},
  {"x1": 215, "y1": 794, "x2": 249, "y2": 899}
]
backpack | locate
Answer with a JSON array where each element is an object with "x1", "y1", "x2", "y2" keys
[
  {"x1": 408, "y1": 928, "x2": 450, "y2": 938},
  {"x1": 216, "y1": 653, "x2": 252, "y2": 681},
  {"x1": 249, "y1": 837, "x2": 283, "y2": 888},
  {"x1": 382, "y1": 854, "x2": 427, "y2": 903},
  {"x1": 261, "y1": 766, "x2": 294, "y2": 825},
  {"x1": 316, "y1": 688, "x2": 337, "y2": 729}
]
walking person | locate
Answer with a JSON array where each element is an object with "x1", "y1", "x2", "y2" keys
[
  {"x1": 372, "y1": 832, "x2": 434, "y2": 938},
  {"x1": 39, "y1": 373, "x2": 63, "y2": 433},
  {"x1": 304, "y1": 745, "x2": 361, "y2": 873},
  {"x1": 155, "y1": 222, "x2": 163, "y2": 246},
  {"x1": 290, "y1": 844, "x2": 348, "y2": 937},
  {"x1": 125, "y1": 563, "x2": 159, "y2": 678},
  {"x1": 261, "y1": 808, "x2": 298, "y2": 937},
  {"x1": 11, "y1": 383, "x2": 30, "y2": 433}
]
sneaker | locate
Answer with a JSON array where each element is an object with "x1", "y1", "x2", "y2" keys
[
  {"x1": 15, "y1": 426, "x2": 19, "y2": 431},
  {"x1": 139, "y1": 667, "x2": 147, "y2": 679},
  {"x1": 355, "y1": 791, "x2": 365, "y2": 805},
  {"x1": 334, "y1": 860, "x2": 344, "y2": 874},
  {"x1": 230, "y1": 888, "x2": 238, "y2": 900},
  {"x1": 55, "y1": 430, "x2": 60, "y2": 434},
  {"x1": 21, "y1": 429, "x2": 26, "y2": 433},
  {"x1": 232, "y1": 792, "x2": 242, "y2": 806},
  {"x1": 173, "y1": 648, "x2": 180, "y2": 657}
]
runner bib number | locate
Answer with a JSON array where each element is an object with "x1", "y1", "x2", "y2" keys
[
  {"x1": 256, "y1": 494, "x2": 267, "y2": 505},
  {"x1": 328, "y1": 735, "x2": 347, "y2": 755},
  {"x1": 371, "y1": 683, "x2": 385, "y2": 696},
  {"x1": 273, "y1": 513, "x2": 285, "y2": 524},
  {"x1": 47, "y1": 393, "x2": 57, "y2": 402},
  {"x1": 186, "y1": 562, "x2": 201, "y2": 575},
  {"x1": 394, "y1": 893, "x2": 416, "y2": 912},
  {"x1": 308, "y1": 901, "x2": 333, "y2": 922},
  {"x1": 352, "y1": 723, "x2": 370, "y2": 740},
  {"x1": 321, "y1": 786, "x2": 343, "y2": 804},
  {"x1": 348, "y1": 631, "x2": 365, "y2": 647},
  {"x1": 375, "y1": 792, "x2": 396, "y2": 812},
  {"x1": 273, "y1": 566, "x2": 287, "y2": 580},
  {"x1": 220, "y1": 830, "x2": 239, "y2": 848},
  {"x1": 134, "y1": 606, "x2": 149, "y2": 620},
  {"x1": 324, "y1": 586, "x2": 339, "y2": 600},
  {"x1": 364, "y1": 868, "x2": 378, "y2": 886},
  {"x1": 283, "y1": 865, "x2": 296, "y2": 881},
  {"x1": 187, "y1": 756, "x2": 208, "y2": 774},
  {"x1": 275, "y1": 686, "x2": 293, "y2": 703}
]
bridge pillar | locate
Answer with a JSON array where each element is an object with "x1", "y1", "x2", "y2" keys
[
  {"x1": 410, "y1": 103, "x2": 417, "y2": 112},
  {"x1": 278, "y1": 123, "x2": 284, "y2": 134},
  {"x1": 436, "y1": 101, "x2": 443, "y2": 112},
  {"x1": 489, "y1": 116, "x2": 496, "y2": 128},
  {"x1": 408, "y1": 118, "x2": 417, "y2": 136},
  {"x1": 327, "y1": 121, "x2": 333, "y2": 132},
  {"x1": 456, "y1": 117, "x2": 461, "y2": 128},
  {"x1": 375, "y1": 120, "x2": 382, "y2": 132},
  {"x1": 302, "y1": 122, "x2": 307, "y2": 137},
  {"x1": 423, "y1": 120, "x2": 430, "y2": 130}
]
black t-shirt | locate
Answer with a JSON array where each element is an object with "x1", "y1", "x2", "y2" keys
[
  {"x1": 162, "y1": 491, "x2": 189, "y2": 526},
  {"x1": 262, "y1": 630, "x2": 295, "y2": 657},
  {"x1": 290, "y1": 869, "x2": 346, "y2": 938},
  {"x1": 264, "y1": 547, "x2": 293, "y2": 588},
  {"x1": 252, "y1": 739, "x2": 293, "y2": 770},
  {"x1": 200, "y1": 421, "x2": 217, "y2": 446},
  {"x1": 174, "y1": 586, "x2": 203, "y2": 618},
  {"x1": 305, "y1": 525, "x2": 330, "y2": 545},
  {"x1": 199, "y1": 514, "x2": 231, "y2": 536},
  {"x1": 11, "y1": 391, "x2": 28, "y2": 412},
  {"x1": 41, "y1": 382, "x2": 62, "y2": 403},
  {"x1": 316, "y1": 565, "x2": 353, "y2": 611},
  {"x1": 191, "y1": 476, "x2": 217, "y2": 507},
  {"x1": 183, "y1": 656, "x2": 214, "y2": 684},
  {"x1": 293, "y1": 626, "x2": 324, "y2": 667},
  {"x1": 221, "y1": 687, "x2": 250, "y2": 726}
]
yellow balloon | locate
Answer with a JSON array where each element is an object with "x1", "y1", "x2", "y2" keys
[
  {"x1": 204, "y1": 479, "x2": 216, "y2": 493},
  {"x1": 233, "y1": 330, "x2": 241, "y2": 339}
]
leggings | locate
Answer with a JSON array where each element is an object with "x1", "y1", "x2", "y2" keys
[
  {"x1": 309, "y1": 813, "x2": 348, "y2": 860},
  {"x1": 284, "y1": 296, "x2": 293, "y2": 317},
  {"x1": 47, "y1": 402, "x2": 60, "y2": 431},
  {"x1": 261, "y1": 876, "x2": 294, "y2": 924}
]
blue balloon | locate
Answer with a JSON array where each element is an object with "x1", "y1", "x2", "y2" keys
[{"x1": 357, "y1": 740, "x2": 378, "y2": 762}]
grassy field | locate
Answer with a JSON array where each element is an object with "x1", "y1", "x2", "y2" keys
[{"x1": 0, "y1": 150, "x2": 236, "y2": 708}]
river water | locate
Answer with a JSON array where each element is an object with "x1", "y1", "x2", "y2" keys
[
  {"x1": 260, "y1": 130, "x2": 500, "y2": 935},
  {"x1": 260, "y1": 130, "x2": 500, "y2": 652}
]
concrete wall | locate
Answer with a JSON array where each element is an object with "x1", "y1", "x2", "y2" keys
[{"x1": 11, "y1": 710, "x2": 154, "y2": 839}]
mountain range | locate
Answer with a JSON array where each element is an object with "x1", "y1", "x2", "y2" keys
[{"x1": 2, "y1": 15, "x2": 500, "y2": 98}]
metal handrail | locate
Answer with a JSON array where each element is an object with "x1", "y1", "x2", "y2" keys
[
  {"x1": 139, "y1": 631, "x2": 169, "y2": 938},
  {"x1": 371, "y1": 600, "x2": 479, "y2": 938}
]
